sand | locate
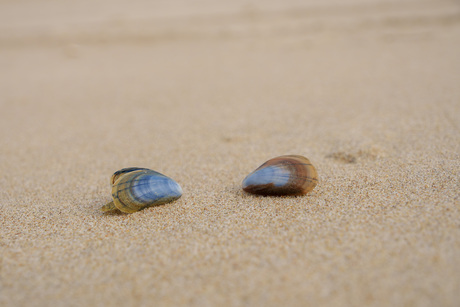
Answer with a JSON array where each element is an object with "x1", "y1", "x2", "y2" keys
[{"x1": 1, "y1": 0, "x2": 459, "y2": 306}]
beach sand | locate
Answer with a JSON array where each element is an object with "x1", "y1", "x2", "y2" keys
[{"x1": 1, "y1": 0, "x2": 459, "y2": 306}]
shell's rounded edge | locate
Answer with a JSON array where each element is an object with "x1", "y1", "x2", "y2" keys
[
  {"x1": 111, "y1": 170, "x2": 146, "y2": 213},
  {"x1": 110, "y1": 167, "x2": 150, "y2": 185},
  {"x1": 242, "y1": 155, "x2": 318, "y2": 196},
  {"x1": 108, "y1": 168, "x2": 183, "y2": 213}
]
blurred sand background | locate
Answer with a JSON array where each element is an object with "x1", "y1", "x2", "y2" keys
[{"x1": 1, "y1": 0, "x2": 459, "y2": 306}]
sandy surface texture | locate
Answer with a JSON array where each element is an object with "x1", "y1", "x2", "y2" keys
[{"x1": 1, "y1": 0, "x2": 459, "y2": 306}]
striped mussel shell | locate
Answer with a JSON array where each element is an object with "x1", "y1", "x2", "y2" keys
[
  {"x1": 242, "y1": 155, "x2": 318, "y2": 196},
  {"x1": 101, "y1": 167, "x2": 182, "y2": 213}
]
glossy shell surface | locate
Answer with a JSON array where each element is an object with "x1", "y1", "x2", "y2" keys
[
  {"x1": 242, "y1": 155, "x2": 318, "y2": 196},
  {"x1": 102, "y1": 167, "x2": 182, "y2": 213}
]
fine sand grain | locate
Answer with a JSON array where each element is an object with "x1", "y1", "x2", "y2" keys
[{"x1": 1, "y1": 1, "x2": 459, "y2": 306}]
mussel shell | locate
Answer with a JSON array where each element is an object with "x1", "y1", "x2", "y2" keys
[
  {"x1": 242, "y1": 155, "x2": 318, "y2": 196},
  {"x1": 109, "y1": 168, "x2": 182, "y2": 213}
]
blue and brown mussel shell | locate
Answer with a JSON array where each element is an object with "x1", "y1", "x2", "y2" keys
[
  {"x1": 242, "y1": 155, "x2": 318, "y2": 196},
  {"x1": 102, "y1": 167, "x2": 182, "y2": 213}
]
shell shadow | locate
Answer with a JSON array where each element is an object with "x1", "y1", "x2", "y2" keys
[
  {"x1": 97, "y1": 201, "x2": 171, "y2": 215},
  {"x1": 236, "y1": 184, "x2": 308, "y2": 199}
]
